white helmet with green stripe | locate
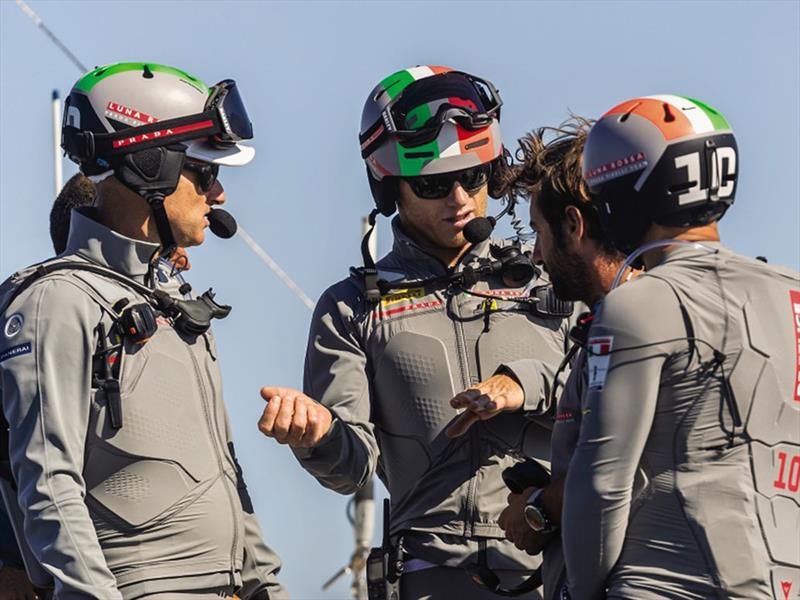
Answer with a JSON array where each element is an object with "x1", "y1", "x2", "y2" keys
[
  {"x1": 359, "y1": 65, "x2": 504, "y2": 215},
  {"x1": 60, "y1": 62, "x2": 255, "y2": 255},
  {"x1": 62, "y1": 62, "x2": 255, "y2": 175},
  {"x1": 583, "y1": 94, "x2": 738, "y2": 253}
]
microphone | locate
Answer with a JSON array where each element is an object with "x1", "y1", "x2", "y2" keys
[
  {"x1": 208, "y1": 208, "x2": 238, "y2": 239},
  {"x1": 463, "y1": 216, "x2": 495, "y2": 244}
]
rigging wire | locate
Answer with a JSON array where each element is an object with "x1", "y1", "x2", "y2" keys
[{"x1": 15, "y1": 1, "x2": 87, "y2": 72}]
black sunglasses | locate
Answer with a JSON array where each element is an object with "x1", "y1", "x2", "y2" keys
[
  {"x1": 404, "y1": 164, "x2": 491, "y2": 200},
  {"x1": 183, "y1": 160, "x2": 220, "y2": 193}
]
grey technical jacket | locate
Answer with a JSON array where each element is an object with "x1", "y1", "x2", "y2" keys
[
  {"x1": 562, "y1": 243, "x2": 800, "y2": 600},
  {"x1": 0, "y1": 209, "x2": 285, "y2": 600},
  {"x1": 294, "y1": 219, "x2": 570, "y2": 570}
]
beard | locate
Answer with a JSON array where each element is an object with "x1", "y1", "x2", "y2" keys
[{"x1": 545, "y1": 245, "x2": 594, "y2": 302}]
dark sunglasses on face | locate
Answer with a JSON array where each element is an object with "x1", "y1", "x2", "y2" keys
[
  {"x1": 404, "y1": 164, "x2": 491, "y2": 200},
  {"x1": 183, "y1": 160, "x2": 220, "y2": 193}
]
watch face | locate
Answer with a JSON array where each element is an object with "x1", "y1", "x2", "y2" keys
[{"x1": 524, "y1": 503, "x2": 547, "y2": 532}]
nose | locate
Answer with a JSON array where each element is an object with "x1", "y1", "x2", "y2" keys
[
  {"x1": 448, "y1": 182, "x2": 470, "y2": 207},
  {"x1": 532, "y1": 236, "x2": 544, "y2": 266},
  {"x1": 207, "y1": 180, "x2": 225, "y2": 206}
]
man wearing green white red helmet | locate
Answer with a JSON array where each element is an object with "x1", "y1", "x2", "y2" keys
[
  {"x1": 560, "y1": 95, "x2": 800, "y2": 599},
  {"x1": 257, "y1": 66, "x2": 572, "y2": 598},
  {"x1": 0, "y1": 63, "x2": 286, "y2": 600}
]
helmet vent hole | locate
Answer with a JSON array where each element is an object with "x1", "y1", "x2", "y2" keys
[
  {"x1": 465, "y1": 137, "x2": 489, "y2": 151},
  {"x1": 403, "y1": 151, "x2": 434, "y2": 159},
  {"x1": 142, "y1": 64, "x2": 154, "y2": 79},
  {"x1": 619, "y1": 102, "x2": 641, "y2": 123},
  {"x1": 662, "y1": 103, "x2": 675, "y2": 122}
]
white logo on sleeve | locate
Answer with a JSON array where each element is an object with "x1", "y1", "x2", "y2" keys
[
  {"x1": 587, "y1": 336, "x2": 613, "y2": 391},
  {"x1": 4, "y1": 313, "x2": 24, "y2": 338}
]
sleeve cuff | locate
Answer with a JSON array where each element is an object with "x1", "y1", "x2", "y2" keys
[
  {"x1": 496, "y1": 359, "x2": 549, "y2": 414},
  {"x1": 293, "y1": 417, "x2": 344, "y2": 462}
]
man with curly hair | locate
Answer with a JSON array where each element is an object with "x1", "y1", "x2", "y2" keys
[{"x1": 454, "y1": 117, "x2": 636, "y2": 600}]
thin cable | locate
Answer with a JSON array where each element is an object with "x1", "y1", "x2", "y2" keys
[
  {"x1": 611, "y1": 240, "x2": 718, "y2": 289},
  {"x1": 15, "y1": 0, "x2": 87, "y2": 73},
  {"x1": 237, "y1": 225, "x2": 316, "y2": 311}
]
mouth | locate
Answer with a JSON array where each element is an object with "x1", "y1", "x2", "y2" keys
[{"x1": 443, "y1": 210, "x2": 474, "y2": 230}]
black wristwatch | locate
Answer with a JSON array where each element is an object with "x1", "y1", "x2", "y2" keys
[{"x1": 524, "y1": 488, "x2": 556, "y2": 533}]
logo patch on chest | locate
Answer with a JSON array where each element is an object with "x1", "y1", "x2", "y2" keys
[
  {"x1": 0, "y1": 341, "x2": 32, "y2": 363},
  {"x1": 381, "y1": 287, "x2": 426, "y2": 307},
  {"x1": 4, "y1": 313, "x2": 24, "y2": 338},
  {"x1": 587, "y1": 336, "x2": 614, "y2": 391}
]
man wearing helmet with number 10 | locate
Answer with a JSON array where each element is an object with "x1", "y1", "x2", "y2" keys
[
  {"x1": 257, "y1": 66, "x2": 572, "y2": 599},
  {"x1": 0, "y1": 63, "x2": 286, "y2": 600},
  {"x1": 561, "y1": 95, "x2": 800, "y2": 599}
]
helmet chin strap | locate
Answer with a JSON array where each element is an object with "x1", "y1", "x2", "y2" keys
[{"x1": 144, "y1": 192, "x2": 178, "y2": 258}]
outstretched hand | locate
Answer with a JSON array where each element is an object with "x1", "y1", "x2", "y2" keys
[
  {"x1": 445, "y1": 373, "x2": 524, "y2": 438},
  {"x1": 258, "y1": 386, "x2": 333, "y2": 449}
]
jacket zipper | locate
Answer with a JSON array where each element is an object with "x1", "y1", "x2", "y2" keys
[
  {"x1": 394, "y1": 235, "x2": 488, "y2": 539},
  {"x1": 184, "y1": 342, "x2": 239, "y2": 580},
  {"x1": 449, "y1": 290, "x2": 480, "y2": 538}
]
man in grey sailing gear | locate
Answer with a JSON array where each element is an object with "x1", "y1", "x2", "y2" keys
[
  {"x1": 0, "y1": 62, "x2": 286, "y2": 600},
  {"x1": 561, "y1": 95, "x2": 800, "y2": 599},
  {"x1": 257, "y1": 66, "x2": 571, "y2": 599},
  {"x1": 459, "y1": 118, "x2": 630, "y2": 600}
]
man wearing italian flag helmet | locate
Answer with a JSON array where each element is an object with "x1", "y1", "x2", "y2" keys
[
  {"x1": 257, "y1": 66, "x2": 572, "y2": 598},
  {"x1": 0, "y1": 62, "x2": 286, "y2": 600},
  {"x1": 560, "y1": 95, "x2": 800, "y2": 599}
]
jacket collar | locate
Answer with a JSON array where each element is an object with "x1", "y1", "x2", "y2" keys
[
  {"x1": 63, "y1": 208, "x2": 161, "y2": 284},
  {"x1": 389, "y1": 216, "x2": 492, "y2": 275},
  {"x1": 653, "y1": 240, "x2": 723, "y2": 268}
]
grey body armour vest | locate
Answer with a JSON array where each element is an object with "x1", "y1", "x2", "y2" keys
[
  {"x1": 297, "y1": 226, "x2": 571, "y2": 570},
  {"x1": 363, "y1": 253, "x2": 566, "y2": 566},
  {"x1": 635, "y1": 247, "x2": 799, "y2": 599},
  {"x1": 0, "y1": 257, "x2": 249, "y2": 597}
]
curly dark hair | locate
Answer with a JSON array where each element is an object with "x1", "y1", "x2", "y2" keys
[
  {"x1": 497, "y1": 116, "x2": 619, "y2": 257},
  {"x1": 50, "y1": 173, "x2": 96, "y2": 254}
]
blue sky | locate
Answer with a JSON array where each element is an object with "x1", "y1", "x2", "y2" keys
[{"x1": 1, "y1": 1, "x2": 798, "y2": 598}]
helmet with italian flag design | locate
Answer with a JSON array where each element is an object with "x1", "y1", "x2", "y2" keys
[
  {"x1": 359, "y1": 65, "x2": 504, "y2": 215},
  {"x1": 583, "y1": 94, "x2": 738, "y2": 254},
  {"x1": 62, "y1": 62, "x2": 255, "y2": 175}
]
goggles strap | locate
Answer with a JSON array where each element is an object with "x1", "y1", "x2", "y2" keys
[
  {"x1": 359, "y1": 119, "x2": 387, "y2": 159},
  {"x1": 64, "y1": 110, "x2": 222, "y2": 164}
]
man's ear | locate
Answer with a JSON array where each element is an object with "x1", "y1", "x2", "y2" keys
[{"x1": 562, "y1": 205, "x2": 585, "y2": 246}]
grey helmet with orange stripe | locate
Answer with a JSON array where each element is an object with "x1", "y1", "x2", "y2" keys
[
  {"x1": 583, "y1": 95, "x2": 738, "y2": 253},
  {"x1": 359, "y1": 65, "x2": 505, "y2": 216},
  {"x1": 61, "y1": 62, "x2": 254, "y2": 254}
]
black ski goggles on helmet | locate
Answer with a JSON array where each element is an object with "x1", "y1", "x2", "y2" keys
[
  {"x1": 204, "y1": 79, "x2": 253, "y2": 146},
  {"x1": 63, "y1": 79, "x2": 253, "y2": 165},
  {"x1": 404, "y1": 163, "x2": 491, "y2": 200},
  {"x1": 360, "y1": 71, "x2": 502, "y2": 158}
]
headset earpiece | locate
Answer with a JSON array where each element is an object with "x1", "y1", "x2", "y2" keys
[
  {"x1": 114, "y1": 145, "x2": 186, "y2": 197},
  {"x1": 366, "y1": 166, "x2": 398, "y2": 217}
]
